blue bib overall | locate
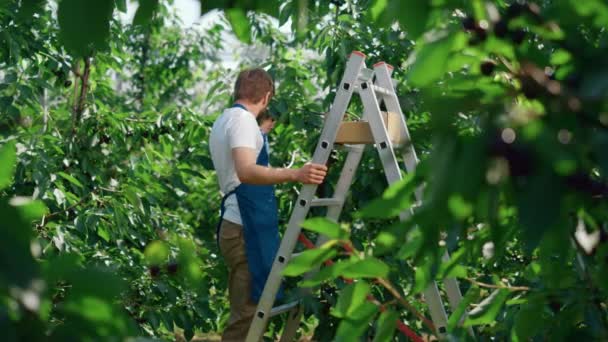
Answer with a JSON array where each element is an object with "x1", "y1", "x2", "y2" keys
[{"x1": 216, "y1": 104, "x2": 283, "y2": 302}]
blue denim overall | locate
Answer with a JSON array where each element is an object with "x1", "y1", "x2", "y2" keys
[{"x1": 216, "y1": 104, "x2": 283, "y2": 302}]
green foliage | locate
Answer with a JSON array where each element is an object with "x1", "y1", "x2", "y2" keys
[
  {"x1": 300, "y1": 217, "x2": 349, "y2": 240},
  {"x1": 0, "y1": 143, "x2": 136, "y2": 341},
  {"x1": 134, "y1": 0, "x2": 160, "y2": 26},
  {"x1": 0, "y1": 142, "x2": 16, "y2": 189},
  {"x1": 57, "y1": 0, "x2": 115, "y2": 56}
]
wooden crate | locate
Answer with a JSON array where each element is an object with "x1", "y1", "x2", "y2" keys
[{"x1": 335, "y1": 111, "x2": 405, "y2": 145}]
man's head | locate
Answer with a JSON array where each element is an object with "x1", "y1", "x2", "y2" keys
[{"x1": 234, "y1": 68, "x2": 274, "y2": 116}]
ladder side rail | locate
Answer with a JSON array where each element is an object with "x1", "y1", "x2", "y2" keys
[
  {"x1": 282, "y1": 146, "x2": 366, "y2": 340},
  {"x1": 314, "y1": 145, "x2": 365, "y2": 248},
  {"x1": 371, "y1": 63, "x2": 419, "y2": 174},
  {"x1": 374, "y1": 64, "x2": 466, "y2": 315},
  {"x1": 283, "y1": 146, "x2": 366, "y2": 340},
  {"x1": 246, "y1": 52, "x2": 367, "y2": 342},
  {"x1": 442, "y1": 252, "x2": 468, "y2": 315},
  {"x1": 357, "y1": 80, "x2": 402, "y2": 185},
  {"x1": 358, "y1": 78, "x2": 450, "y2": 337}
]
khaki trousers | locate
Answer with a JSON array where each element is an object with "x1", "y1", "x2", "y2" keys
[{"x1": 219, "y1": 219, "x2": 257, "y2": 342}]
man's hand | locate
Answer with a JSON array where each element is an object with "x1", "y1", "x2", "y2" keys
[{"x1": 295, "y1": 163, "x2": 328, "y2": 184}]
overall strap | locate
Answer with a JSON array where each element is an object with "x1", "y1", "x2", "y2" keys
[
  {"x1": 216, "y1": 188, "x2": 237, "y2": 246},
  {"x1": 231, "y1": 103, "x2": 248, "y2": 111}
]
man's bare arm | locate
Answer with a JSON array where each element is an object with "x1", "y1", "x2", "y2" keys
[{"x1": 233, "y1": 147, "x2": 327, "y2": 185}]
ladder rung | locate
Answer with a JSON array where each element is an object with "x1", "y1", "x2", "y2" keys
[
  {"x1": 341, "y1": 144, "x2": 365, "y2": 153},
  {"x1": 310, "y1": 198, "x2": 343, "y2": 207},
  {"x1": 354, "y1": 84, "x2": 394, "y2": 97},
  {"x1": 357, "y1": 67, "x2": 375, "y2": 82},
  {"x1": 371, "y1": 84, "x2": 394, "y2": 97},
  {"x1": 269, "y1": 300, "x2": 300, "y2": 317}
]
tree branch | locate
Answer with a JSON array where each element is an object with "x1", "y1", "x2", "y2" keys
[{"x1": 464, "y1": 277, "x2": 530, "y2": 292}]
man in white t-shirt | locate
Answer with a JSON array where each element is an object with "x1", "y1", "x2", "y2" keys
[{"x1": 209, "y1": 68, "x2": 327, "y2": 341}]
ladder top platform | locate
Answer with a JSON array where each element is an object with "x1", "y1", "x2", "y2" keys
[{"x1": 334, "y1": 111, "x2": 407, "y2": 146}]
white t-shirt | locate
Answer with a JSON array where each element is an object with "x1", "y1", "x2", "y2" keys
[{"x1": 209, "y1": 107, "x2": 263, "y2": 225}]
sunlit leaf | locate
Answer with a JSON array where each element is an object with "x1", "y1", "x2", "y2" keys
[
  {"x1": 226, "y1": 8, "x2": 251, "y2": 43},
  {"x1": 374, "y1": 309, "x2": 398, "y2": 342},
  {"x1": 301, "y1": 217, "x2": 348, "y2": 240},
  {"x1": 57, "y1": 171, "x2": 84, "y2": 189},
  {"x1": 332, "y1": 281, "x2": 371, "y2": 318},
  {"x1": 0, "y1": 142, "x2": 16, "y2": 190},
  {"x1": 144, "y1": 240, "x2": 169, "y2": 265},
  {"x1": 283, "y1": 242, "x2": 337, "y2": 277},
  {"x1": 340, "y1": 257, "x2": 390, "y2": 279}
]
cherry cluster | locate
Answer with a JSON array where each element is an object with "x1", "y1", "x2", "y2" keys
[{"x1": 149, "y1": 261, "x2": 179, "y2": 278}]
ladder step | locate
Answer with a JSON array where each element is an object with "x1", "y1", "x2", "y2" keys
[
  {"x1": 354, "y1": 83, "x2": 394, "y2": 97},
  {"x1": 269, "y1": 300, "x2": 300, "y2": 317},
  {"x1": 341, "y1": 144, "x2": 365, "y2": 153},
  {"x1": 357, "y1": 67, "x2": 375, "y2": 82},
  {"x1": 310, "y1": 198, "x2": 344, "y2": 207},
  {"x1": 371, "y1": 84, "x2": 395, "y2": 97}
]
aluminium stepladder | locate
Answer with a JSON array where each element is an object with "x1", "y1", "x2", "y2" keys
[{"x1": 246, "y1": 51, "x2": 466, "y2": 341}]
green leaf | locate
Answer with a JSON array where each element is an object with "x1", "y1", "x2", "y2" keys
[
  {"x1": 116, "y1": 0, "x2": 127, "y2": 13},
  {"x1": 335, "y1": 301, "x2": 378, "y2": 342},
  {"x1": 367, "y1": 0, "x2": 387, "y2": 21},
  {"x1": 359, "y1": 172, "x2": 417, "y2": 218},
  {"x1": 133, "y1": 0, "x2": 159, "y2": 26},
  {"x1": 396, "y1": 228, "x2": 423, "y2": 260},
  {"x1": 332, "y1": 281, "x2": 371, "y2": 318},
  {"x1": 97, "y1": 226, "x2": 110, "y2": 242},
  {"x1": 413, "y1": 253, "x2": 437, "y2": 294},
  {"x1": 283, "y1": 243, "x2": 337, "y2": 277},
  {"x1": 18, "y1": 0, "x2": 45, "y2": 18},
  {"x1": 301, "y1": 218, "x2": 348, "y2": 240},
  {"x1": 550, "y1": 49, "x2": 572, "y2": 65},
  {"x1": 299, "y1": 259, "x2": 351, "y2": 287},
  {"x1": 57, "y1": 0, "x2": 114, "y2": 56},
  {"x1": 340, "y1": 257, "x2": 390, "y2": 279},
  {"x1": 0, "y1": 142, "x2": 16, "y2": 190},
  {"x1": 226, "y1": 8, "x2": 251, "y2": 43},
  {"x1": 394, "y1": 1, "x2": 432, "y2": 40},
  {"x1": 437, "y1": 247, "x2": 468, "y2": 279},
  {"x1": 144, "y1": 241, "x2": 169, "y2": 265},
  {"x1": 448, "y1": 194, "x2": 473, "y2": 220},
  {"x1": 513, "y1": 297, "x2": 545, "y2": 340},
  {"x1": 10, "y1": 197, "x2": 48, "y2": 222},
  {"x1": 57, "y1": 171, "x2": 84, "y2": 189},
  {"x1": 374, "y1": 309, "x2": 398, "y2": 342},
  {"x1": 464, "y1": 289, "x2": 510, "y2": 326},
  {"x1": 407, "y1": 31, "x2": 460, "y2": 88},
  {"x1": 518, "y1": 171, "x2": 562, "y2": 253},
  {"x1": 177, "y1": 237, "x2": 204, "y2": 285},
  {"x1": 568, "y1": 0, "x2": 608, "y2": 28}
]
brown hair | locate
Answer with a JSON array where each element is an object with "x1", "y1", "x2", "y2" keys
[
  {"x1": 234, "y1": 68, "x2": 274, "y2": 103},
  {"x1": 257, "y1": 111, "x2": 275, "y2": 125}
]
